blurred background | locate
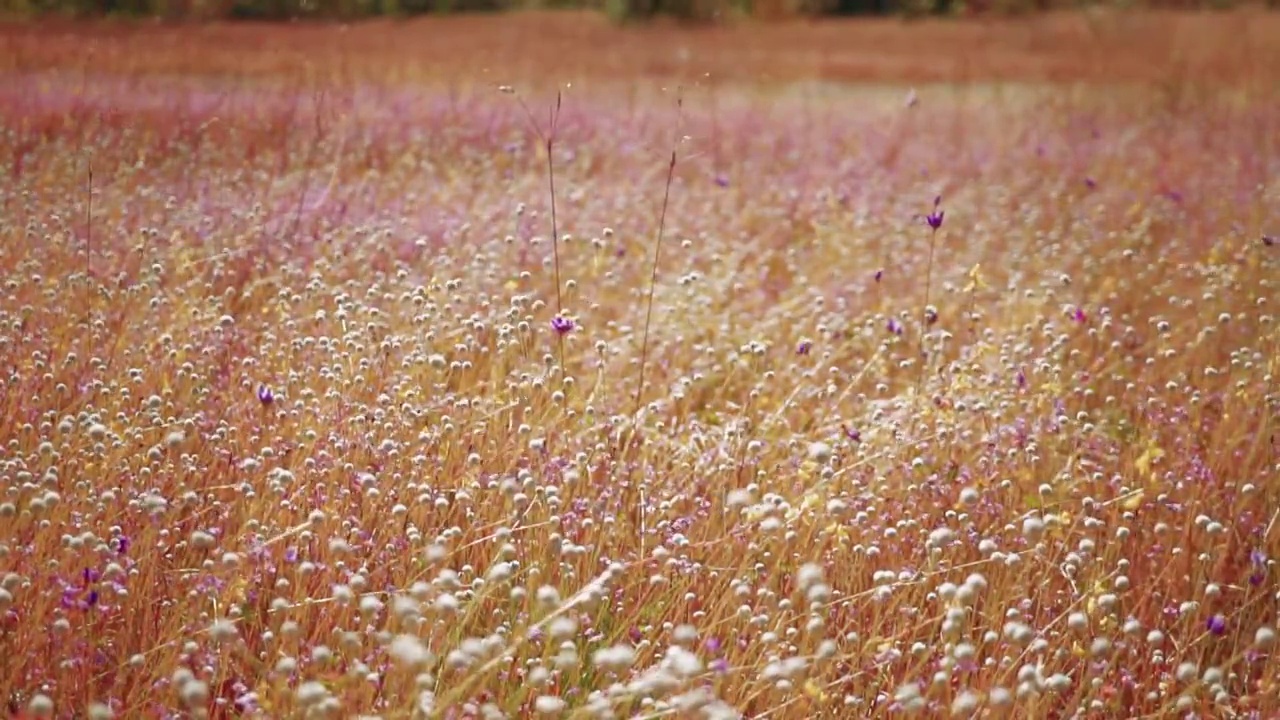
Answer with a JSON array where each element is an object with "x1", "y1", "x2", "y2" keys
[{"x1": 0, "y1": 0, "x2": 1275, "y2": 26}]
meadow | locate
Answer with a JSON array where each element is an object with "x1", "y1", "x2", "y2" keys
[{"x1": 1, "y1": 9, "x2": 1278, "y2": 719}]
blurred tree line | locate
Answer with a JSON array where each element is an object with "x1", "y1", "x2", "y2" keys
[{"x1": 0, "y1": 0, "x2": 1274, "y2": 23}]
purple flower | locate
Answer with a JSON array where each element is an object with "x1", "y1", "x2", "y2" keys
[
  {"x1": 1264, "y1": 235, "x2": 1276, "y2": 247},
  {"x1": 234, "y1": 693, "x2": 260, "y2": 713},
  {"x1": 714, "y1": 174, "x2": 730, "y2": 188},
  {"x1": 1072, "y1": 307, "x2": 1087, "y2": 324},
  {"x1": 1250, "y1": 549, "x2": 1267, "y2": 586},
  {"x1": 551, "y1": 315, "x2": 575, "y2": 335},
  {"x1": 842, "y1": 425, "x2": 861, "y2": 443},
  {"x1": 874, "y1": 269, "x2": 883, "y2": 283},
  {"x1": 887, "y1": 318, "x2": 903, "y2": 336},
  {"x1": 256, "y1": 384, "x2": 275, "y2": 406},
  {"x1": 1016, "y1": 369, "x2": 1027, "y2": 389},
  {"x1": 924, "y1": 307, "x2": 938, "y2": 326},
  {"x1": 1207, "y1": 614, "x2": 1227, "y2": 636},
  {"x1": 925, "y1": 196, "x2": 945, "y2": 231},
  {"x1": 1085, "y1": 177, "x2": 1097, "y2": 189},
  {"x1": 795, "y1": 340, "x2": 812, "y2": 356},
  {"x1": 710, "y1": 657, "x2": 729, "y2": 674},
  {"x1": 703, "y1": 636, "x2": 721, "y2": 654}
]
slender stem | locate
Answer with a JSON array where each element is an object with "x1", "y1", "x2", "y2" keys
[
  {"x1": 635, "y1": 150, "x2": 677, "y2": 418},
  {"x1": 635, "y1": 92, "x2": 685, "y2": 419},
  {"x1": 513, "y1": 89, "x2": 566, "y2": 372},
  {"x1": 86, "y1": 159, "x2": 94, "y2": 365},
  {"x1": 918, "y1": 227, "x2": 938, "y2": 394},
  {"x1": 546, "y1": 100, "x2": 563, "y2": 317},
  {"x1": 545, "y1": 134, "x2": 560, "y2": 313}
]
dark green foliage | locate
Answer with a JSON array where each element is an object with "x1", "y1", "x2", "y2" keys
[{"x1": 603, "y1": 0, "x2": 723, "y2": 23}]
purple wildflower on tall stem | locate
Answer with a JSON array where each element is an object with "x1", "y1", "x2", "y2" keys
[
  {"x1": 256, "y1": 384, "x2": 275, "y2": 406},
  {"x1": 510, "y1": 86, "x2": 566, "y2": 370},
  {"x1": 551, "y1": 315, "x2": 575, "y2": 336},
  {"x1": 918, "y1": 195, "x2": 944, "y2": 392},
  {"x1": 925, "y1": 196, "x2": 945, "y2": 231}
]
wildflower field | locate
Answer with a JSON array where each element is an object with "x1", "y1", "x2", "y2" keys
[{"x1": 1, "y1": 9, "x2": 1279, "y2": 719}]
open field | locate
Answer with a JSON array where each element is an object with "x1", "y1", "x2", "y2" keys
[
  {"x1": 6, "y1": 9, "x2": 1280, "y2": 85},
  {"x1": 1, "y1": 10, "x2": 1279, "y2": 720}
]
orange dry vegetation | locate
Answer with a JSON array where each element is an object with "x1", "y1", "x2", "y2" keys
[
  {"x1": 1, "y1": 8, "x2": 1279, "y2": 720},
  {"x1": 3, "y1": 8, "x2": 1280, "y2": 85}
]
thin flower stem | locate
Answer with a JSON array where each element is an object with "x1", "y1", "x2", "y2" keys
[{"x1": 636, "y1": 149, "x2": 677, "y2": 419}]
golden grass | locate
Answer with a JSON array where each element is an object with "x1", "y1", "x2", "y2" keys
[{"x1": 0, "y1": 9, "x2": 1278, "y2": 720}]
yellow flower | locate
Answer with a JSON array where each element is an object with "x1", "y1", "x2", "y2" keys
[
  {"x1": 822, "y1": 522, "x2": 850, "y2": 545},
  {"x1": 1121, "y1": 489, "x2": 1145, "y2": 511},
  {"x1": 962, "y1": 263, "x2": 988, "y2": 293},
  {"x1": 1134, "y1": 440, "x2": 1164, "y2": 479},
  {"x1": 803, "y1": 679, "x2": 828, "y2": 703}
]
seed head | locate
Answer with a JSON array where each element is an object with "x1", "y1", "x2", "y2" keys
[
  {"x1": 388, "y1": 634, "x2": 432, "y2": 667},
  {"x1": 27, "y1": 695, "x2": 54, "y2": 719}
]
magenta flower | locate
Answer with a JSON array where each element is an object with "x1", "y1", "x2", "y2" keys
[
  {"x1": 257, "y1": 384, "x2": 275, "y2": 406},
  {"x1": 887, "y1": 318, "x2": 903, "y2": 336},
  {"x1": 551, "y1": 315, "x2": 575, "y2": 335},
  {"x1": 796, "y1": 340, "x2": 812, "y2": 356}
]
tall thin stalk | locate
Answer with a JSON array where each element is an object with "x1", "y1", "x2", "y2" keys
[
  {"x1": 510, "y1": 88, "x2": 566, "y2": 369},
  {"x1": 634, "y1": 95, "x2": 684, "y2": 418},
  {"x1": 918, "y1": 195, "x2": 945, "y2": 393}
]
